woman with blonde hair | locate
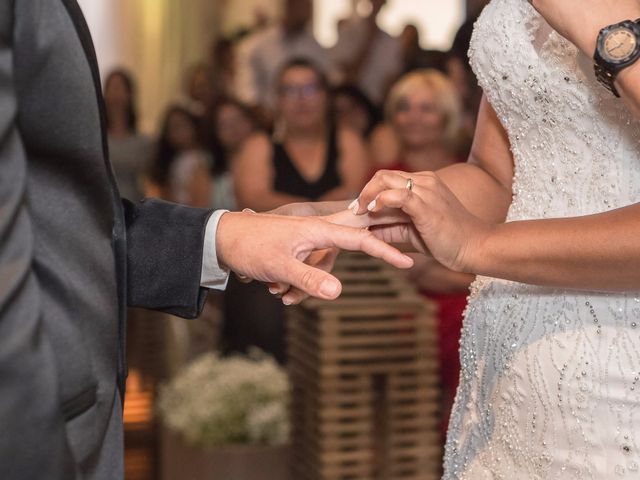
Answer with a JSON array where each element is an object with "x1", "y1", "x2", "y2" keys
[
  {"x1": 372, "y1": 69, "x2": 473, "y2": 437},
  {"x1": 370, "y1": 68, "x2": 465, "y2": 170}
]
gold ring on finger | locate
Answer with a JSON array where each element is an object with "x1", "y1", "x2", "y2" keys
[{"x1": 406, "y1": 178, "x2": 414, "y2": 191}]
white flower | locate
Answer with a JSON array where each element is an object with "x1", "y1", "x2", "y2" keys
[{"x1": 157, "y1": 351, "x2": 290, "y2": 448}]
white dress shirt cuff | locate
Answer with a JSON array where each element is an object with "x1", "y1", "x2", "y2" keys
[{"x1": 200, "y1": 210, "x2": 230, "y2": 290}]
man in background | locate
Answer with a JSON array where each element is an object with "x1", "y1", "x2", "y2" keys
[
  {"x1": 234, "y1": 0, "x2": 333, "y2": 113},
  {"x1": 332, "y1": 0, "x2": 403, "y2": 104}
]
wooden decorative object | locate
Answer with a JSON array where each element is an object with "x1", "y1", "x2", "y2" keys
[{"x1": 287, "y1": 253, "x2": 442, "y2": 480}]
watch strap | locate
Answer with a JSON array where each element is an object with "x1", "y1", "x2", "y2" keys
[{"x1": 595, "y1": 63, "x2": 621, "y2": 97}]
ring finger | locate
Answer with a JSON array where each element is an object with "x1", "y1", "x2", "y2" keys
[{"x1": 353, "y1": 170, "x2": 411, "y2": 214}]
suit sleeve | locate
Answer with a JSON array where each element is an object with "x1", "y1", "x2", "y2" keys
[
  {"x1": 0, "y1": 3, "x2": 76, "y2": 478},
  {"x1": 123, "y1": 198, "x2": 215, "y2": 319}
]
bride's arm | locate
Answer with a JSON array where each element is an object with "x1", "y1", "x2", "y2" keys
[
  {"x1": 352, "y1": 98, "x2": 640, "y2": 292},
  {"x1": 531, "y1": 0, "x2": 640, "y2": 116},
  {"x1": 358, "y1": 167, "x2": 640, "y2": 292},
  {"x1": 471, "y1": 204, "x2": 640, "y2": 292},
  {"x1": 434, "y1": 97, "x2": 513, "y2": 223},
  {"x1": 356, "y1": 96, "x2": 514, "y2": 223}
]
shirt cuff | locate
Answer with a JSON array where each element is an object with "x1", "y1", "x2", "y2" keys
[{"x1": 200, "y1": 210, "x2": 230, "y2": 290}]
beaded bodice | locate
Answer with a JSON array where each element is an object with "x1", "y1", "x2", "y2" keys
[
  {"x1": 443, "y1": 1, "x2": 640, "y2": 479},
  {"x1": 469, "y1": 0, "x2": 640, "y2": 221}
]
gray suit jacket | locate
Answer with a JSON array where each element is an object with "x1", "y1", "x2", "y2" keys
[{"x1": 0, "y1": 1, "x2": 213, "y2": 478}]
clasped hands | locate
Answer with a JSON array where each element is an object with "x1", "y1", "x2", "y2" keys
[{"x1": 215, "y1": 170, "x2": 492, "y2": 305}]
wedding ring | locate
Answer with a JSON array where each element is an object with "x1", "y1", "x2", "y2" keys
[{"x1": 406, "y1": 178, "x2": 414, "y2": 191}]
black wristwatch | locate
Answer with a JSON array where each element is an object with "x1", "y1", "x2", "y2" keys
[{"x1": 594, "y1": 19, "x2": 640, "y2": 98}]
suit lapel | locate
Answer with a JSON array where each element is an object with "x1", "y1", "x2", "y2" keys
[
  {"x1": 58, "y1": 0, "x2": 129, "y2": 402},
  {"x1": 58, "y1": 0, "x2": 109, "y2": 163}
]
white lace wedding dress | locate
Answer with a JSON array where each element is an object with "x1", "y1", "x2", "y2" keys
[{"x1": 443, "y1": 1, "x2": 640, "y2": 478}]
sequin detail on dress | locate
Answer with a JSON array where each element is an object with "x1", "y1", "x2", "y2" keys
[{"x1": 443, "y1": 0, "x2": 640, "y2": 478}]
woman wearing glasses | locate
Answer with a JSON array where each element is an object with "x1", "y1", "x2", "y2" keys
[{"x1": 233, "y1": 58, "x2": 370, "y2": 212}]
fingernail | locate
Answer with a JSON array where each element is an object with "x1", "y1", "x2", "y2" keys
[
  {"x1": 320, "y1": 280, "x2": 339, "y2": 298},
  {"x1": 348, "y1": 199, "x2": 359, "y2": 214},
  {"x1": 269, "y1": 288, "x2": 279, "y2": 295},
  {"x1": 367, "y1": 199, "x2": 377, "y2": 211},
  {"x1": 282, "y1": 297, "x2": 293, "y2": 306}
]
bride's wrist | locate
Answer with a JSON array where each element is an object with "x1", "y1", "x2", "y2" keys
[{"x1": 462, "y1": 223, "x2": 500, "y2": 276}]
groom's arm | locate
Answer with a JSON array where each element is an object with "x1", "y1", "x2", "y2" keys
[
  {"x1": 124, "y1": 199, "x2": 413, "y2": 318},
  {"x1": 123, "y1": 198, "x2": 218, "y2": 319}
]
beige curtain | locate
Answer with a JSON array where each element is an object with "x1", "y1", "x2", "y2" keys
[{"x1": 80, "y1": 0, "x2": 221, "y2": 133}]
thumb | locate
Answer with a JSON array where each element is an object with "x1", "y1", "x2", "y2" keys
[{"x1": 285, "y1": 260, "x2": 343, "y2": 302}]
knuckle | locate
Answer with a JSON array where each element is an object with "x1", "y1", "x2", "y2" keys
[
  {"x1": 420, "y1": 171, "x2": 438, "y2": 186},
  {"x1": 299, "y1": 268, "x2": 316, "y2": 290},
  {"x1": 372, "y1": 170, "x2": 387, "y2": 183},
  {"x1": 359, "y1": 228, "x2": 375, "y2": 243}
]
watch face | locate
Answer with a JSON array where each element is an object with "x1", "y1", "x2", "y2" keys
[{"x1": 603, "y1": 27, "x2": 638, "y2": 63}]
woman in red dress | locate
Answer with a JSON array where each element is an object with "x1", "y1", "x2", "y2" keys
[{"x1": 370, "y1": 69, "x2": 474, "y2": 437}]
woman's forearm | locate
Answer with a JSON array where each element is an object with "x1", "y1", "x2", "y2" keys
[
  {"x1": 437, "y1": 163, "x2": 512, "y2": 224},
  {"x1": 471, "y1": 203, "x2": 640, "y2": 291}
]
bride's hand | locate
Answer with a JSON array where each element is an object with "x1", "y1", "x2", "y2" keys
[
  {"x1": 325, "y1": 208, "x2": 429, "y2": 256},
  {"x1": 352, "y1": 170, "x2": 494, "y2": 273}
]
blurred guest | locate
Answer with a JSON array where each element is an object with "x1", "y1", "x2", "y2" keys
[
  {"x1": 332, "y1": 0, "x2": 402, "y2": 104},
  {"x1": 332, "y1": 84, "x2": 380, "y2": 138},
  {"x1": 400, "y1": 24, "x2": 448, "y2": 74},
  {"x1": 227, "y1": 59, "x2": 369, "y2": 363},
  {"x1": 210, "y1": 38, "x2": 241, "y2": 100},
  {"x1": 104, "y1": 70, "x2": 152, "y2": 202},
  {"x1": 146, "y1": 106, "x2": 212, "y2": 208},
  {"x1": 209, "y1": 98, "x2": 259, "y2": 210},
  {"x1": 234, "y1": 59, "x2": 369, "y2": 212},
  {"x1": 234, "y1": 0, "x2": 333, "y2": 113},
  {"x1": 183, "y1": 63, "x2": 215, "y2": 117},
  {"x1": 445, "y1": 12, "x2": 483, "y2": 153},
  {"x1": 380, "y1": 69, "x2": 474, "y2": 435},
  {"x1": 369, "y1": 67, "x2": 468, "y2": 167},
  {"x1": 380, "y1": 69, "x2": 463, "y2": 171}
]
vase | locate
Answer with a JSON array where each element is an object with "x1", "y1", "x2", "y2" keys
[{"x1": 161, "y1": 428, "x2": 292, "y2": 480}]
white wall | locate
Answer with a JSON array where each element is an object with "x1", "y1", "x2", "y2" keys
[
  {"x1": 77, "y1": 0, "x2": 123, "y2": 77},
  {"x1": 315, "y1": 0, "x2": 466, "y2": 50},
  {"x1": 76, "y1": 0, "x2": 220, "y2": 133}
]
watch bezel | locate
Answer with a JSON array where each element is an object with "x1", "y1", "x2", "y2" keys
[{"x1": 596, "y1": 20, "x2": 640, "y2": 71}]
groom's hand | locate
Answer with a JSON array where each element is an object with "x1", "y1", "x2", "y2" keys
[
  {"x1": 214, "y1": 211, "x2": 413, "y2": 302},
  {"x1": 268, "y1": 200, "x2": 350, "y2": 217}
]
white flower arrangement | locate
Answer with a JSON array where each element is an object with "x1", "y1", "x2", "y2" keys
[{"x1": 157, "y1": 350, "x2": 290, "y2": 448}]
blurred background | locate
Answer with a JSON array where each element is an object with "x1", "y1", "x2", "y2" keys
[{"x1": 75, "y1": 0, "x2": 490, "y2": 478}]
